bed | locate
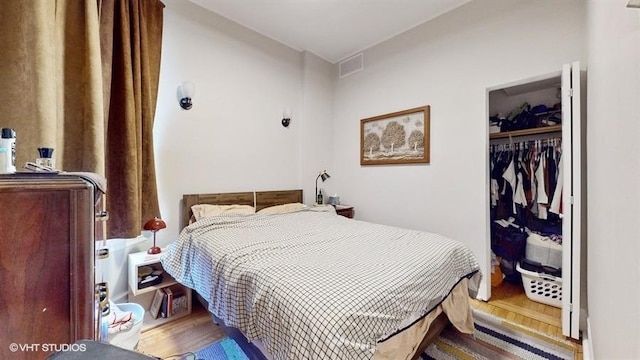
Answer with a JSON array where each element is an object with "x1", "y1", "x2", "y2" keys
[{"x1": 161, "y1": 189, "x2": 481, "y2": 360}]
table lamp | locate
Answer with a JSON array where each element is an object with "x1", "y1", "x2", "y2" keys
[
  {"x1": 315, "y1": 170, "x2": 331, "y2": 205},
  {"x1": 144, "y1": 217, "x2": 166, "y2": 254}
]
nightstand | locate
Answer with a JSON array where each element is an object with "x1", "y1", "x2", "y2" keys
[
  {"x1": 127, "y1": 250, "x2": 192, "y2": 332},
  {"x1": 334, "y1": 205, "x2": 354, "y2": 218}
]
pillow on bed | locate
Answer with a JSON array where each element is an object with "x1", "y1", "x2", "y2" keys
[
  {"x1": 257, "y1": 202, "x2": 307, "y2": 215},
  {"x1": 191, "y1": 204, "x2": 255, "y2": 220}
]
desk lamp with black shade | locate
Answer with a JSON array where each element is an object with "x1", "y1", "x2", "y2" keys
[{"x1": 315, "y1": 170, "x2": 330, "y2": 205}]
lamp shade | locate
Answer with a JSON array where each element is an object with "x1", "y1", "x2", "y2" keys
[
  {"x1": 145, "y1": 217, "x2": 166, "y2": 255},
  {"x1": 315, "y1": 170, "x2": 331, "y2": 205},
  {"x1": 181, "y1": 82, "x2": 195, "y2": 98},
  {"x1": 144, "y1": 217, "x2": 166, "y2": 232}
]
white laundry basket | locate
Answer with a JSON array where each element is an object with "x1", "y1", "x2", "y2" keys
[
  {"x1": 516, "y1": 262, "x2": 562, "y2": 308},
  {"x1": 104, "y1": 302, "x2": 145, "y2": 351}
]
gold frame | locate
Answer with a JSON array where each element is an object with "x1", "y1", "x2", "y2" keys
[{"x1": 360, "y1": 105, "x2": 430, "y2": 165}]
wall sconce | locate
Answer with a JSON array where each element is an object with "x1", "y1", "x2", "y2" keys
[
  {"x1": 282, "y1": 108, "x2": 291, "y2": 127},
  {"x1": 178, "y1": 82, "x2": 195, "y2": 110},
  {"x1": 315, "y1": 170, "x2": 331, "y2": 205}
]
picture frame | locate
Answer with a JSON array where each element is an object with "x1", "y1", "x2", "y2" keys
[
  {"x1": 149, "y1": 288, "x2": 164, "y2": 319},
  {"x1": 360, "y1": 105, "x2": 430, "y2": 165}
]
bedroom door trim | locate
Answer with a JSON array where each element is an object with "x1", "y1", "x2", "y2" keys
[
  {"x1": 561, "y1": 61, "x2": 584, "y2": 340},
  {"x1": 482, "y1": 69, "x2": 562, "y2": 302}
]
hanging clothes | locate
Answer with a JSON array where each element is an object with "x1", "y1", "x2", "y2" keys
[
  {"x1": 535, "y1": 153, "x2": 548, "y2": 220},
  {"x1": 549, "y1": 156, "x2": 563, "y2": 215},
  {"x1": 490, "y1": 146, "x2": 513, "y2": 220},
  {"x1": 502, "y1": 156, "x2": 517, "y2": 214},
  {"x1": 490, "y1": 137, "x2": 562, "y2": 231},
  {"x1": 513, "y1": 150, "x2": 529, "y2": 208}
]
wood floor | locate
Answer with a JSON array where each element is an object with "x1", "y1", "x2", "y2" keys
[
  {"x1": 137, "y1": 300, "x2": 225, "y2": 359},
  {"x1": 471, "y1": 280, "x2": 583, "y2": 359},
  {"x1": 137, "y1": 283, "x2": 583, "y2": 359},
  {"x1": 472, "y1": 280, "x2": 563, "y2": 337}
]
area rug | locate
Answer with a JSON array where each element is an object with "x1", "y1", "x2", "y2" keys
[
  {"x1": 423, "y1": 310, "x2": 577, "y2": 360},
  {"x1": 192, "y1": 312, "x2": 576, "y2": 360},
  {"x1": 194, "y1": 338, "x2": 250, "y2": 360}
]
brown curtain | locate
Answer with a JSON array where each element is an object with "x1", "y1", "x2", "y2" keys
[
  {"x1": 0, "y1": 0, "x2": 164, "y2": 239},
  {"x1": 100, "y1": 0, "x2": 164, "y2": 238},
  {"x1": 0, "y1": 1, "x2": 105, "y2": 173}
]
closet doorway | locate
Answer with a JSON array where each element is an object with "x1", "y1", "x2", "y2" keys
[{"x1": 484, "y1": 62, "x2": 585, "y2": 340}]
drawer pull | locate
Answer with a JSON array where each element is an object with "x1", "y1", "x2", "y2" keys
[
  {"x1": 95, "y1": 210, "x2": 109, "y2": 221},
  {"x1": 97, "y1": 248, "x2": 109, "y2": 259}
]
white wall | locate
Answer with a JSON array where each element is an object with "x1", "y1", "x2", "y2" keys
[
  {"x1": 152, "y1": 0, "x2": 332, "y2": 246},
  {"x1": 332, "y1": 0, "x2": 585, "y2": 300},
  {"x1": 105, "y1": 0, "x2": 335, "y2": 311},
  {"x1": 98, "y1": 237, "x2": 149, "y2": 303},
  {"x1": 586, "y1": 1, "x2": 640, "y2": 358},
  {"x1": 300, "y1": 52, "x2": 336, "y2": 205},
  {"x1": 115, "y1": 0, "x2": 640, "y2": 356},
  {"x1": 101, "y1": 0, "x2": 335, "y2": 305}
]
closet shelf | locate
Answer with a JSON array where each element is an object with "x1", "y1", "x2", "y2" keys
[{"x1": 490, "y1": 125, "x2": 562, "y2": 139}]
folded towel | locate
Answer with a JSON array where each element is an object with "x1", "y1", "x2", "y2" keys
[
  {"x1": 63, "y1": 172, "x2": 107, "y2": 203},
  {"x1": 105, "y1": 301, "x2": 135, "y2": 334}
]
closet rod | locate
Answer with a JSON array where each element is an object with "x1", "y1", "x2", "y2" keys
[{"x1": 490, "y1": 137, "x2": 561, "y2": 152}]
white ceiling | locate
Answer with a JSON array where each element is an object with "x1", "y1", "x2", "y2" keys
[{"x1": 190, "y1": 0, "x2": 472, "y2": 64}]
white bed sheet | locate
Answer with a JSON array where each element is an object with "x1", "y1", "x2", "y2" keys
[{"x1": 162, "y1": 206, "x2": 480, "y2": 360}]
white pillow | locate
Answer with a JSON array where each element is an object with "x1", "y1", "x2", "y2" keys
[
  {"x1": 257, "y1": 202, "x2": 307, "y2": 215},
  {"x1": 191, "y1": 204, "x2": 255, "y2": 220}
]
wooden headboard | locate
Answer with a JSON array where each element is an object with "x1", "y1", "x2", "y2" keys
[{"x1": 182, "y1": 189, "x2": 303, "y2": 229}]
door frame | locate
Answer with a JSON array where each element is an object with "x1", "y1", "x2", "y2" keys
[
  {"x1": 483, "y1": 69, "x2": 562, "y2": 302},
  {"x1": 561, "y1": 61, "x2": 584, "y2": 340},
  {"x1": 483, "y1": 62, "x2": 584, "y2": 340}
]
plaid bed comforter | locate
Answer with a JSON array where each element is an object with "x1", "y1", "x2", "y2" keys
[{"x1": 161, "y1": 206, "x2": 480, "y2": 360}]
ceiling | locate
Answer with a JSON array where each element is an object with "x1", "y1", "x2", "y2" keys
[{"x1": 190, "y1": 0, "x2": 472, "y2": 64}]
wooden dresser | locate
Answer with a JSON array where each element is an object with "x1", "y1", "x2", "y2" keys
[{"x1": 0, "y1": 174, "x2": 103, "y2": 359}]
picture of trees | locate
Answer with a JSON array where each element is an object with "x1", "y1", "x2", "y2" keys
[{"x1": 361, "y1": 105, "x2": 430, "y2": 165}]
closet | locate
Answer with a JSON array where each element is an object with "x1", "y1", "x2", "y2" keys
[{"x1": 485, "y1": 61, "x2": 584, "y2": 340}]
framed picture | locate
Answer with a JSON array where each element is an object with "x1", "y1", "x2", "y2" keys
[{"x1": 360, "y1": 105, "x2": 430, "y2": 165}]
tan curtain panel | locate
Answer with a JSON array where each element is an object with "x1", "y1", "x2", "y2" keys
[
  {"x1": 0, "y1": 1, "x2": 105, "y2": 173},
  {"x1": 100, "y1": 0, "x2": 164, "y2": 238},
  {"x1": 0, "y1": 0, "x2": 164, "y2": 239}
]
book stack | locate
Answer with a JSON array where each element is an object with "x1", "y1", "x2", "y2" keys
[{"x1": 149, "y1": 286, "x2": 188, "y2": 319}]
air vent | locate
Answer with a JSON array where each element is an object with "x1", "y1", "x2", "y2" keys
[{"x1": 339, "y1": 53, "x2": 364, "y2": 78}]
